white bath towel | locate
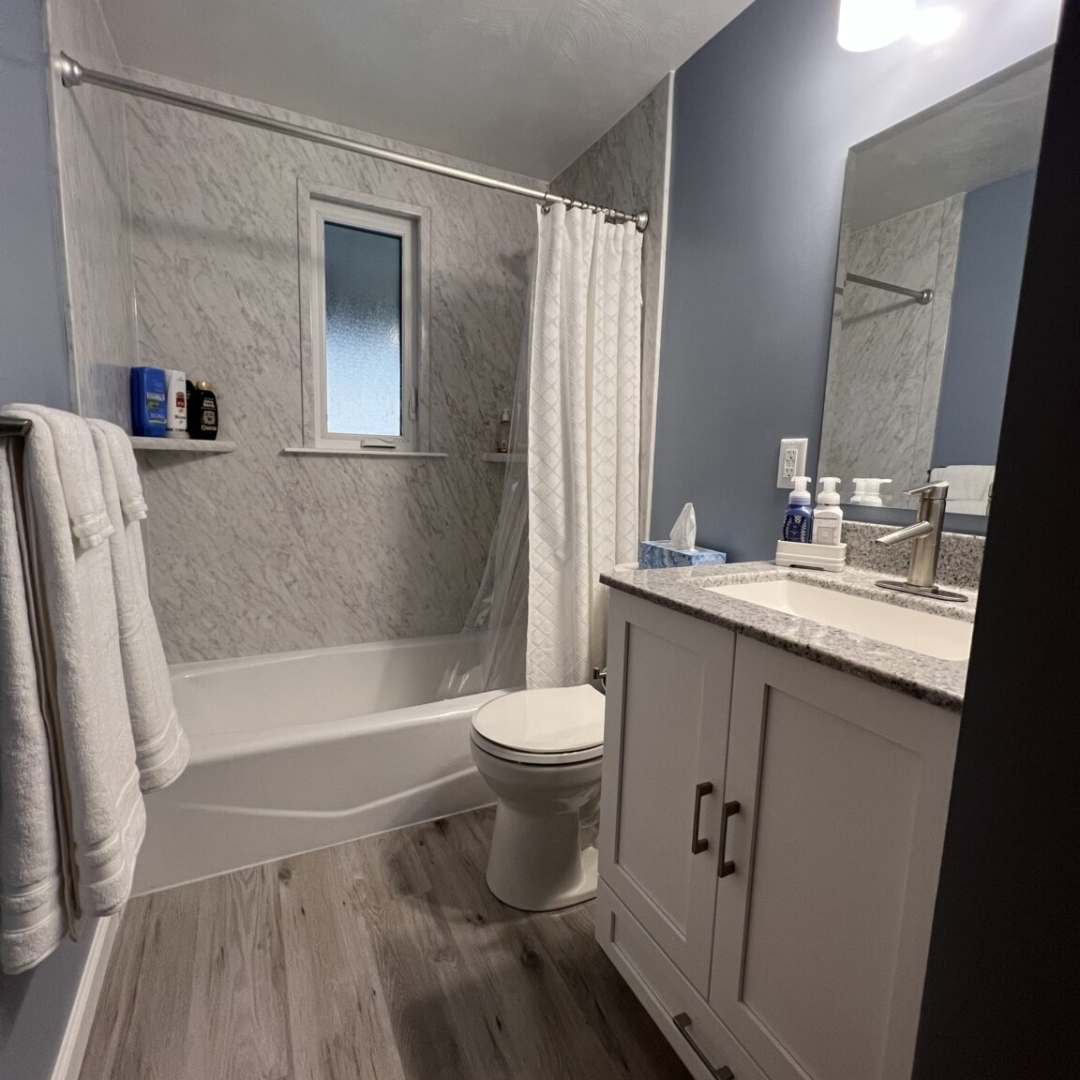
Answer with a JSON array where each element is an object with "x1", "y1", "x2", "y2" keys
[
  {"x1": 930, "y1": 465, "x2": 995, "y2": 516},
  {"x1": 89, "y1": 419, "x2": 189, "y2": 790},
  {"x1": 9, "y1": 404, "x2": 114, "y2": 549},
  {"x1": 2, "y1": 407, "x2": 144, "y2": 931},
  {"x1": 0, "y1": 441, "x2": 68, "y2": 974}
]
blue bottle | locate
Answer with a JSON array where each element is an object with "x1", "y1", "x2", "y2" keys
[
  {"x1": 130, "y1": 367, "x2": 168, "y2": 437},
  {"x1": 782, "y1": 476, "x2": 814, "y2": 543}
]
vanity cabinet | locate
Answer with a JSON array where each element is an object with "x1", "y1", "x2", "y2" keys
[
  {"x1": 597, "y1": 592, "x2": 736, "y2": 994},
  {"x1": 597, "y1": 592, "x2": 961, "y2": 1080}
]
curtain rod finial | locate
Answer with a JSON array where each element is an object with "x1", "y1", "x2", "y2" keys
[
  {"x1": 635, "y1": 211, "x2": 650, "y2": 233},
  {"x1": 58, "y1": 53, "x2": 84, "y2": 88}
]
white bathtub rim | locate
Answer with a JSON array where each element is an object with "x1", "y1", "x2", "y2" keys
[
  {"x1": 184, "y1": 687, "x2": 511, "y2": 764},
  {"x1": 168, "y1": 629, "x2": 489, "y2": 677}
]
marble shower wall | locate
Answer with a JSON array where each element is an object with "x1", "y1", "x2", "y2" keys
[
  {"x1": 113, "y1": 73, "x2": 540, "y2": 662},
  {"x1": 45, "y1": 0, "x2": 139, "y2": 419},
  {"x1": 819, "y1": 196, "x2": 963, "y2": 510},
  {"x1": 552, "y1": 76, "x2": 673, "y2": 537}
]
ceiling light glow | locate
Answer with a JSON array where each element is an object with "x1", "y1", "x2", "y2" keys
[
  {"x1": 910, "y1": 6, "x2": 964, "y2": 45},
  {"x1": 838, "y1": 0, "x2": 917, "y2": 52}
]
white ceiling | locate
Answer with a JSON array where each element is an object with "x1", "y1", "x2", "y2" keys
[{"x1": 97, "y1": 0, "x2": 756, "y2": 181}]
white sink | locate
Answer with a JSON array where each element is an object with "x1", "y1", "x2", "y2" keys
[{"x1": 705, "y1": 579, "x2": 972, "y2": 662}]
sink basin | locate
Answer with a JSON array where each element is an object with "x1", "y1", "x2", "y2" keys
[{"x1": 705, "y1": 579, "x2": 972, "y2": 662}]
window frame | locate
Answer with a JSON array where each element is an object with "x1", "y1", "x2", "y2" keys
[{"x1": 304, "y1": 188, "x2": 429, "y2": 453}]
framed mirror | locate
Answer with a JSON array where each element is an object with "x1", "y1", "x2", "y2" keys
[{"x1": 818, "y1": 49, "x2": 1053, "y2": 525}]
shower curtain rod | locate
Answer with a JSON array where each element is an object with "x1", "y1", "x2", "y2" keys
[{"x1": 57, "y1": 54, "x2": 649, "y2": 233}]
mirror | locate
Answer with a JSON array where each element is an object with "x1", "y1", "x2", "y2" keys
[{"x1": 818, "y1": 50, "x2": 1052, "y2": 521}]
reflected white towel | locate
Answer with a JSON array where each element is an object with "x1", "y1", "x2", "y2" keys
[
  {"x1": 3, "y1": 407, "x2": 144, "y2": 928},
  {"x1": 930, "y1": 465, "x2": 995, "y2": 516},
  {"x1": 0, "y1": 443, "x2": 68, "y2": 973},
  {"x1": 89, "y1": 419, "x2": 188, "y2": 790}
]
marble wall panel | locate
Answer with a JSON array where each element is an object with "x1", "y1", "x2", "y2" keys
[
  {"x1": 552, "y1": 76, "x2": 672, "y2": 537},
  {"x1": 45, "y1": 0, "x2": 138, "y2": 424},
  {"x1": 116, "y1": 75, "x2": 539, "y2": 661},
  {"x1": 819, "y1": 196, "x2": 963, "y2": 509}
]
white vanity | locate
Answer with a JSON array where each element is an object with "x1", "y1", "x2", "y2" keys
[{"x1": 595, "y1": 563, "x2": 972, "y2": 1080}]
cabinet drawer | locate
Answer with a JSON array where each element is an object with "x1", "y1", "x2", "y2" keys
[{"x1": 595, "y1": 881, "x2": 766, "y2": 1080}]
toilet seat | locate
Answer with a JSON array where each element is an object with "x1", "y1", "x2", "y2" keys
[{"x1": 471, "y1": 685, "x2": 605, "y2": 766}]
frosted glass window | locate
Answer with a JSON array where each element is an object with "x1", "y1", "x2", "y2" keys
[{"x1": 323, "y1": 222, "x2": 403, "y2": 437}]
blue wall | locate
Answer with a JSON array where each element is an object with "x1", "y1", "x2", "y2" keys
[
  {"x1": 0, "y1": 2, "x2": 92, "y2": 1079},
  {"x1": 933, "y1": 170, "x2": 1038, "y2": 467},
  {"x1": 0, "y1": 0, "x2": 70, "y2": 408},
  {"x1": 652, "y1": 0, "x2": 1060, "y2": 559}
]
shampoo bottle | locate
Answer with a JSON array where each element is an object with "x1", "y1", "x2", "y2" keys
[
  {"x1": 166, "y1": 369, "x2": 188, "y2": 438},
  {"x1": 811, "y1": 477, "x2": 844, "y2": 546},
  {"x1": 782, "y1": 476, "x2": 814, "y2": 543}
]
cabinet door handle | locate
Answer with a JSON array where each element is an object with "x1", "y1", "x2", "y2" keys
[
  {"x1": 673, "y1": 1012, "x2": 735, "y2": 1080},
  {"x1": 691, "y1": 782, "x2": 713, "y2": 854},
  {"x1": 718, "y1": 800, "x2": 741, "y2": 878}
]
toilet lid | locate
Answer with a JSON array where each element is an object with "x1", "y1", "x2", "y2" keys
[{"x1": 472, "y1": 685, "x2": 605, "y2": 754}]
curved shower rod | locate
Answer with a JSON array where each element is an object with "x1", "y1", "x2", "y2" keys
[{"x1": 57, "y1": 54, "x2": 649, "y2": 233}]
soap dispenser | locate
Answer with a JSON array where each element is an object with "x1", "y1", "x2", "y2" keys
[
  {"x1": 812, "y1": 477, "x2": 843, "y2": 546},
  {"x1": 782, "y1": 476, "x2": 814, "y2": 543}
]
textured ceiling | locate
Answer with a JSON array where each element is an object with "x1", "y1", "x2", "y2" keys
[{"x1": 96, "y1": 0, "x2": 756, "y2": 180}]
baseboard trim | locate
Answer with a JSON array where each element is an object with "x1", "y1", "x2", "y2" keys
[{"x1": 50, "y1": 914, "x2": 119, "y2": 1080}]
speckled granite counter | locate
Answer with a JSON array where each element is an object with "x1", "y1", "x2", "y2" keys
[{"x1": 601, "y1": 562, "x2": 976, "y2": 712}]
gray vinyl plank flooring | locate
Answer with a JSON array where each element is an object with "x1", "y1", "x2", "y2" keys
[{"x1": 79, "y1": 808, "x2": 690, "y2": 1080}]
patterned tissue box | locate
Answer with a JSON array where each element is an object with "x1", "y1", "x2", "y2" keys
[{"x1": 638, "y1": 541, "x2": 728, "y2": 569}]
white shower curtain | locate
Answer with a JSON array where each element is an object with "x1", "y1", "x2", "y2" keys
[{"x1": 526, "y1": 204, "x2": 643, "y2": 688}]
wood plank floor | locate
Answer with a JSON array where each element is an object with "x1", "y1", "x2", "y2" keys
[{"x1": 79, "y1": 809, "x2": 690, "y2": 1080}]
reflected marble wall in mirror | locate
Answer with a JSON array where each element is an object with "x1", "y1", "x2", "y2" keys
[{"x1": 818, "y1": 50, "x2": 1052, "y2": 522}]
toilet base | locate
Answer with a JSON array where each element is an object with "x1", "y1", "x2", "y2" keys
[{"x1": 485, "y1": 800, "x2": 599, "y2": 912}]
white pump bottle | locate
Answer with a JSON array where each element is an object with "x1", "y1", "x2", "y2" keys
[{"x1": 812, "y1": 477, "x2": 844, "y2": 546}]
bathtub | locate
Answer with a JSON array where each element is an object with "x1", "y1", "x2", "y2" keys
[{"x1": 133, "y1": 633, "x2": 505, "y2": 895}]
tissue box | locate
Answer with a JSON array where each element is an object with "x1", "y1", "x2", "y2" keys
[{"x1": 639, "y1": 541, "x2": 728, "y2": 569}]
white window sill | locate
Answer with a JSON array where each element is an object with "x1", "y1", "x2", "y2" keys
[{"x1": 281, "y1": 446, "x2": 447, "y2": 459}]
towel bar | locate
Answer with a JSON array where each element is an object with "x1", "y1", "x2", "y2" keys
[{"x1": 0, "y1": 416, "x2": 32, "y2": 439}]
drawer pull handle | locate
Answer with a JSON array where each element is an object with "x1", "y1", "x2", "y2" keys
[
  {"x1": 718, "y1": 800, "x2": 741, "y2": 878},
  {"x1": 673, "y1": 1012, "x2": 734, "y2": 1080},
  {"x1": 691, "y1": 782, "x2": 713, "y2": 854}
]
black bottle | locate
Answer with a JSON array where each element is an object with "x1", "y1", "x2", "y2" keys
[{"x1": 189, "y1": 380, "x2": 219, "y2": 440}]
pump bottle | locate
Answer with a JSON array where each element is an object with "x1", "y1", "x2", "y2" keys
[
  {"x1": 812, "y1": 477, "x2": 844, "y2": 546},
  {"x1": 782, "y1": 476, "x2": 814, "y2": 543}
]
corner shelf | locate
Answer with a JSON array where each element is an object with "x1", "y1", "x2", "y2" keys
[
  {"x1": 481, "y1": 453, "x2": 524, "y2": 464},
  {"x1": 130, "y1": 437, "x2": 236, "y2": 454}
]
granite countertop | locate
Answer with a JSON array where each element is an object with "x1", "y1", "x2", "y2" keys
[{"x1": 601, "y1": 562, "x2": 976, "y2": 712}]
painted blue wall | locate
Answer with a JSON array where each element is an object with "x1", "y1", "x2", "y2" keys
[
  {"x1": 0, "y1": 2, "x2": 92, "y2": 1079},
  {"x1": 0, "y1": 0, "x2": 70, "y2": 408},
  {"x1": 933, "y1": 170, "x2": 1038, "y2": 468},
  {"x1": 652, "y1": 0, "x2": 1060, "y2": 559}
]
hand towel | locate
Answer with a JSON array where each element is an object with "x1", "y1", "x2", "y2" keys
[
  {"x1": 89, "y1": 419, "x2": 189, "y2": 791},
  {"x1": 7, "y1": 404, "x2": 113, "y2": 549},
  {"x1": 3, "y1": 406, "x2": 145, "y2": 925},
  {"x1": 0, "y1": 442, "x2": 68, "y2": 973}
]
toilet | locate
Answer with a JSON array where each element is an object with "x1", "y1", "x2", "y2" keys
[{"x1": 470, "y1": 684, "x2": 606, "y2": 911}]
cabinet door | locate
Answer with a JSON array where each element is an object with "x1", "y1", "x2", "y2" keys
[
  {"x1": 709, "y1": 638, "x2": 960, "y2": 1080},
  {"x1": 598, "y1": 591, "x2": 736, "y2": 995}
]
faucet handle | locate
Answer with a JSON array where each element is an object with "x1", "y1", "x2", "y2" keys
[{"x1": 904, "y1": 480, "x2": 949, "y2": 500}]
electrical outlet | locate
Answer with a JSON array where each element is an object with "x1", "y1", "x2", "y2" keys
[{"x1": 777, "y1": 438, "x2": 808, "y2": 489}]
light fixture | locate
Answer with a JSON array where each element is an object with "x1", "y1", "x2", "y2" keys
[
  {"x1": 910, "y1": 5, "x2": 964, "y2": 44},
  {"x1": 838, "y1": 0, "x2": 917, "y2": 52}
]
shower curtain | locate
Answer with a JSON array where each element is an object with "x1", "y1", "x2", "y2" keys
[
  {"x1": 443, "y1": 203, "x2": 643, "y2": 696},
  {"x1": 526, "y1": 204, "x2": 643, "y2": 688}
]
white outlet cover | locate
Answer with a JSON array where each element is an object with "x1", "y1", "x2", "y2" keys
[{"x1": 777, "y1": 438, "x2": 808, "y2": 489}]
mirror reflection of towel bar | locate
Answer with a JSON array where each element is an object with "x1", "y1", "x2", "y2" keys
[{"x1": 834, "y1": 272, "x2": 934, "y2": 305}]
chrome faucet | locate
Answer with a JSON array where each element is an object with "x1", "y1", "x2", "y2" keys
[{"x1": 874, "y1": 482, "x2": 968, "y2": 602}]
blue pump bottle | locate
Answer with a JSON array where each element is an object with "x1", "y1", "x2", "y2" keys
[{"x1": 782, "y1": 476, "x2": 814, "y2": 543}]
